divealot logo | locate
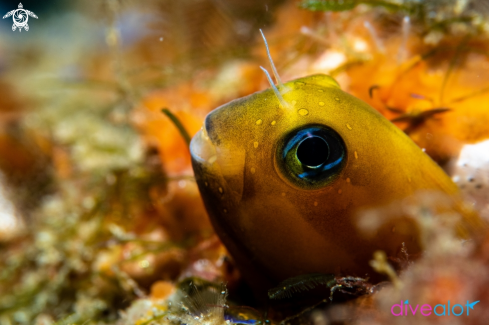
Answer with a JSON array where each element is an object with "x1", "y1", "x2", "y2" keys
[
  {"x1": 391, "y1": 300, "x2": 480, "y2": 317},
  {"x1": 2, "y1": 3, "x2": 38, "y2": 32}
]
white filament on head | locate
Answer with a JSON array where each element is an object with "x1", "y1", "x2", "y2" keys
[
  {"x1": 260, "y1": 66, "x2": 290, "y2": 109},
  {"x1": 259, "y1": 29, "x2": 287, "y2": 91}
]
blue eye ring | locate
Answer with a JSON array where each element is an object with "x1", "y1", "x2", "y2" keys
[{"x1": 276, "y1": 124, "x2": 347, "y2": 189}]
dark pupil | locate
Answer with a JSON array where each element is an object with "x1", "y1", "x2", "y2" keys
[{"x1": 296, "y1": 136, "x2": 329, "y2": 168}]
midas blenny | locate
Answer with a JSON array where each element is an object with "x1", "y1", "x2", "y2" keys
[{"x1": 189, "y1": 33, "x2": 478, "y2": 299}]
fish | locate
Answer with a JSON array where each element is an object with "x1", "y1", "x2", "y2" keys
[{"x1": 188, "y1": 31, "x2": 482, "y2": 300}]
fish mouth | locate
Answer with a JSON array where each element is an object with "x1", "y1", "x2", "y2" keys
[
  {"x1": 189, "y1": 107, "x2": 229, "y2": 165},
  {"x1": 189, "y1": 103, "x2": 226, "y2": 164},
  {"x1": 190, "y1": 116, "x2": 246, "y2": 203},
  {"x1": 189, "y1": 126, "x2": 217, "y2": 165}
]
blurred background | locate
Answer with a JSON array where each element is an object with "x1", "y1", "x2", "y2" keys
[{"x1": 1, "y1": 0, "x2": 489, "y2": 324}]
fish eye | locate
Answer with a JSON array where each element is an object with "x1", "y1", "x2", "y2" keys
[
  {"x1": 276, "y1": 125, "x2": 346, "y2": 189},
  {"x1": 296, "y1": 136, "x2": 329, "y2": 168}
]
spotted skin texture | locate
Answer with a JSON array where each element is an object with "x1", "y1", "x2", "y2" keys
[{"x1": 190, "y1": 74, "x2": 471, "y2": 299}]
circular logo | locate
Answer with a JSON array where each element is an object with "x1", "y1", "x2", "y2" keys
[{"x1": 13, "y1": 9, "x2": 28, "y2": 27}]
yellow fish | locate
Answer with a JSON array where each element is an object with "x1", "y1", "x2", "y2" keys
[{"x1": 189, "y1": 31, "x2": 479, "y2": 299}]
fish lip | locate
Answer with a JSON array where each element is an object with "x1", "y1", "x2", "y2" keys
[
  {"x1": 190, "y1": 125, "x2": 217, "y2": 164},
  {"x1": 189, "y1": 102, "x2": 232, "y2": 164},
  {"x1": 189, "y1": 130, "x2": 206, "y2": 163},
  {"x1": 189, "y1": 130, "x2": 204, "y2": 163}
]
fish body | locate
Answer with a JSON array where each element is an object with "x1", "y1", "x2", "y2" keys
[{"x1": 190, "y1": 74, "x2": 462, "y2": 297}]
